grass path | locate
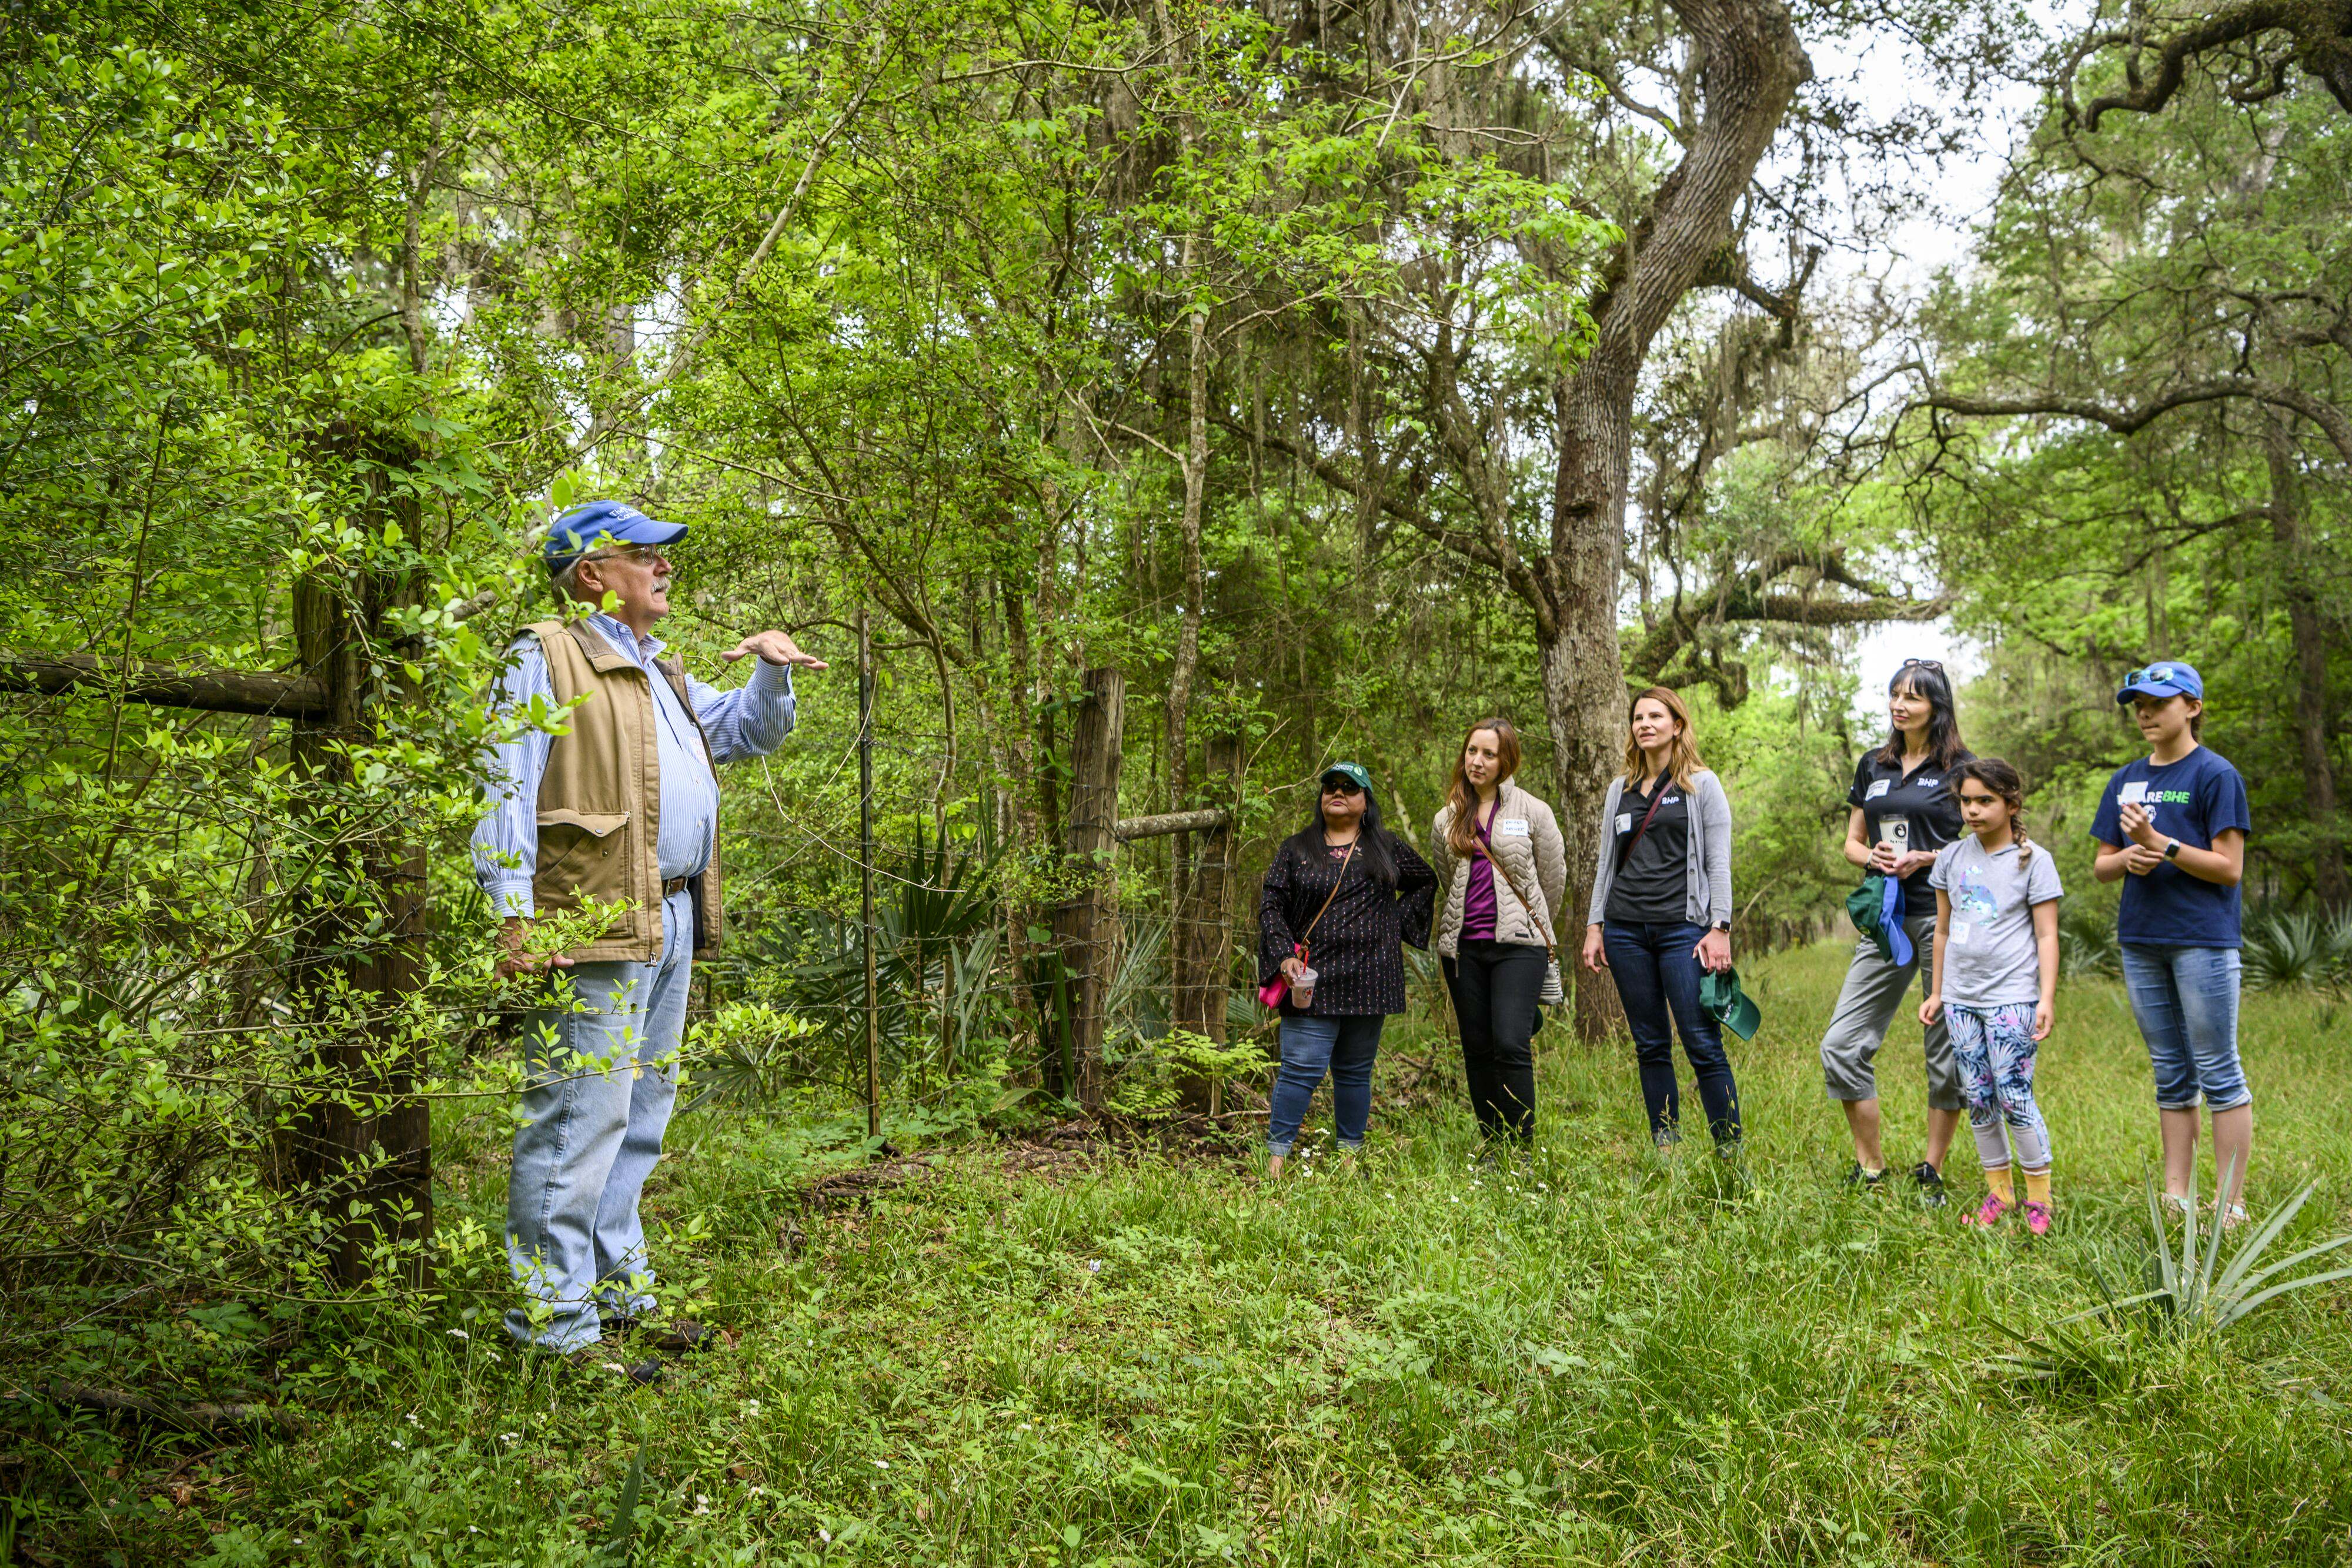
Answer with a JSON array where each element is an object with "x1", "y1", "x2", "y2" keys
[{"x1": 141, "y1": 945, "x2": 2352, "y2": 1563}]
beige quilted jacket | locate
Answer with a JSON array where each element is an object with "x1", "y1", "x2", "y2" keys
[{"x1": 1429, "y1": 779, "x2": 1568, "y2": 958}]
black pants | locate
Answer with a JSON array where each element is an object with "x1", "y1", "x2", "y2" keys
[{"x1": 1442, "y1": 940, "x2": 1546, "y2": 1144}]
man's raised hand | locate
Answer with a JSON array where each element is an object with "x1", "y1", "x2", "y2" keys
[{"x1": 723, "y1": 630, "x2": 827, "y2": 670}]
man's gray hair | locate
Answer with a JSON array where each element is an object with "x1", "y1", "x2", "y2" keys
[{"x1": 549, "y1": 554, "x2": 590, "y2": 603}]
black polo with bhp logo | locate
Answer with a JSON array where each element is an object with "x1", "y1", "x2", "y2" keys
[{"x1": 1847, "y1": 748, "x2": 1973, "y2": 919}]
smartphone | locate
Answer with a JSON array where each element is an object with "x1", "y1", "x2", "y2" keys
[{"x1": 1876, "y1": 815, "x2": 1910, "y2": 851}]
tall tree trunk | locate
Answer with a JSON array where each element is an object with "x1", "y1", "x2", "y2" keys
[
  {"x1": 2266, "y1": 414, "x2": 2346, "y2": 908},
  {"x1": 1534, "y1": 0, "x2": 1812, "y2": 1042},
  {"x1": 1168, "y1": 238, "x2": 1210, "y2": 911}
]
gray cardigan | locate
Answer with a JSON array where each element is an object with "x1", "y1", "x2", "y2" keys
[{"x1": 1583, "y1": 768, "x2": 1733, "y2": 929}]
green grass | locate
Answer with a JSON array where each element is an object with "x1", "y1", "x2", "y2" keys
[{"x1": 36, "y1": 943, "x2": 2352, "y2": 1564}]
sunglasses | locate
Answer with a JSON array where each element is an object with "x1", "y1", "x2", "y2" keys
[
  {"x1": 1319, "y1": 779, "x2": 1365, "y2": 797},
  {"x1": 1899, "y1": 658, "x2": 1944, "y2": 672},
  {"x1": 2123, "y1": 666, "x2": 2182, "y2": 687}
]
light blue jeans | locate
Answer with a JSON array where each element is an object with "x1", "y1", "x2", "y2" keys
[
  {"x1": 2119, "y1": 944, "x2": 2249, "y2": 1112},
  {"x1": 505, "y1": 888, "x2": 693, "y2": 1350}
]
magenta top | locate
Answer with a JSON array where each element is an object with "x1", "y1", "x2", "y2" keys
[{"x1": 1462, "y1": 804, "x2": 1498, "y2": 940}]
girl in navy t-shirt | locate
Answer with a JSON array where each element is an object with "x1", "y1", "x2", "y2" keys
[{"x1": 2090, "y1": 661, "x2": 2253, "y2": 1226}]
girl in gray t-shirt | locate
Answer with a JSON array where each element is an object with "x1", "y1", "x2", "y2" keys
[{"x1": 1921, "y1": 758, "x2": 2064, "y2": 1233}]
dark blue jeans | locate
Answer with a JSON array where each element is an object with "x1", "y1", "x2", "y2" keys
[
  {"x1": 1267, "y1": 1014, "x2": 1385, "y2": 1157},
  {"x1": 1602, "y1": 920, "x2": 1740, "y2": 1145}
]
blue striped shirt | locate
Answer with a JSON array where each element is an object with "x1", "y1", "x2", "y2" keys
[{"x1": 472, "y1": 613, "x2": 797, "y2": 918}]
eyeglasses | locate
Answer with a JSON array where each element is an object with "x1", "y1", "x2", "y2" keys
[
  {"x1": 582, "y1": 542, "x2": 670, "y2": 567},
  {"x1": 1320, "y1": 780, "x2": 1364, "y2": 796},
  {"x1": 1899, "y1": 658, "x2": 1944, "y2": 673}
]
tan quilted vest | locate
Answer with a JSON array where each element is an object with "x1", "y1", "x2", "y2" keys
[{"x1": 526, "y1": 618, "x2": 723, "y2": 962}]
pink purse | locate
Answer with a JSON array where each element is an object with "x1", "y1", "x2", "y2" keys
[{"x1": 1262, "y1": 842, "x2": 1355, "y2": 1011}]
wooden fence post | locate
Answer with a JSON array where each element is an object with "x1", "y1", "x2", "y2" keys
[
  {"x1": 282, "y1": 437, "x2": 433, "y2": 1287},
  {"x1": 1172, "y1": 734, "x2": 1243, "y2": 1114},
  {"x1": 1053, "y1": 666, "x2": 1123, "y2": 1112}
]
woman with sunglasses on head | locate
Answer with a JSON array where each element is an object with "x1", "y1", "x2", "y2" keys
[
  {"x1": 1819, "y1": 658, "x2": 1974, "y2": 1205},
  {"x1": 1429, "y1": 719, "x2": 1568, "y2": 1151},
  {"x1": 1580, "y1": 687, "x2": 1740, "y2": 1151},
  {"x1": 1257, "y1": 763, "x2": 1438, "y2": 1177}
]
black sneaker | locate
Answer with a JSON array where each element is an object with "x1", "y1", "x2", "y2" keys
[
  {"x1": 1844, "y1": 1162, "x2": 1889, "y2": 1192},
  {"x1": 1911, "y1": 1161, "x2": 1949, "y2": 1208},
  {"x1": 529, "y1": 1346, "x2": 666, "y2": 1387}
]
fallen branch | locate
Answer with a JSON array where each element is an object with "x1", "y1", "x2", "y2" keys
[{"x1": 12, "y1": 1380, "x2": 306, "y2": 1435}]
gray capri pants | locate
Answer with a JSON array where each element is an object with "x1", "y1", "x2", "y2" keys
[{"x1": 1819, "y1": 909, "x2": 1965, "y2": 1111}]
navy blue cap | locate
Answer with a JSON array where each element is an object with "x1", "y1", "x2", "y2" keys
[
  {"x1": 2116, "y1": 660, "x2": 2203, "y2": 705},
  {"x1": 544, "y1": 500, "x2": 687, "y2": 570}
]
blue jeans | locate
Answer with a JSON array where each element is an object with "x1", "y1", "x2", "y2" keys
[
  {"x1": 1267, "y1": 1014, "x2": 1385, "y2": 1157},
  {"x1": 1602, "y1": 920, "x2": 1740, "y2": 1145},
  {"x1": 2120, "y1": 944, "x2": 2249, "y2": 1112},
  {"x1": 505, "y1": 888, "x2": 693, "y2": 1349}
]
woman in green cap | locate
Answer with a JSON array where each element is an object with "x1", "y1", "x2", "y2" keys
[{"x1": 1257, "y1": 763, "x2": 1437, "y2": 1176}]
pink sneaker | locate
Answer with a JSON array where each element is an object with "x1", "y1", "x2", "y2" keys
[
  {"x1": 1963, "y1": 1192, "x2": 2012, "y2": 1227},
  {"x1": 2023, "y1": 1201, "x2": 2053, "y2": 1236}
]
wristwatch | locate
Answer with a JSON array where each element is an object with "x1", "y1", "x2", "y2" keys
[
  {"x1": 2163, "y1": 839, "x2": 2183, "y2": 861},
  {"x1": 1712, "y1": 920, "x2": 1732, "y2": 932}
]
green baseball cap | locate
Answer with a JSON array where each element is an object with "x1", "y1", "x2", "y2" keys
[
  {"x1": 1699, "y1": 966, "x2": 1762, "y2": 1042},
  {"x1": 1319, "y1": 761, "x2": 1373, "y2": 792}
]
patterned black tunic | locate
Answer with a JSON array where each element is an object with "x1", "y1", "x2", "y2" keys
[{"x1": 1256, "y1": 834, "x2": 1438, "y2": 1017}]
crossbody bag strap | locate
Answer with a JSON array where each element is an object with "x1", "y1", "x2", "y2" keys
[
  {"x1": 1618, "y1": 777, "x2": 1671, "y2": 868},
  {"x1": 1484, "y1": 835, "x2": 1558, "y2": 957},
  {"x1": 1294, "y1": 840, "x2": 1357, "y2": 959}
]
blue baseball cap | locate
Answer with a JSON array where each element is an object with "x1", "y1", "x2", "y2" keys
[
  {"x1": 2116, "y1": 660, "x2": 2203, "y2": 705},
  {"x1": 544, "y1": 500, "x2": 688, "y2": 571}
]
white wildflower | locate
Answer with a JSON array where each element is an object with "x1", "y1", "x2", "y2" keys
[{"x1": 447, "y1": 1328, "x2": 470, "y2": 1340}]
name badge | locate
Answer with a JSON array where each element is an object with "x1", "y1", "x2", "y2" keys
[
  {"x1": 1950, "y1": 921, "x2": 1974, "y2": 946},
  {"x1": 2119, "y1": 781, "x2": 2148, "y2": 805},
  {"x1": 1497, "y1": 818, "x2": 1531, "y2": 837},
  {"x1": 1865, "y1": 780, "x2": 1890, "y2": 800},
  {"x1": 1615, "y1": 813, "x2": 1632, "y2": 835}
]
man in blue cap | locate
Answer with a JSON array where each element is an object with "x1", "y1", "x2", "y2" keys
[{"x1": 472, "y1": 499, "x2": 825, "y2": 1379}]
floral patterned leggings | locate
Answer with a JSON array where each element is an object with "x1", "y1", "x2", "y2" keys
[{"x1": 1947, "y1": 1002, "x2": 2050, "y2": 1173}]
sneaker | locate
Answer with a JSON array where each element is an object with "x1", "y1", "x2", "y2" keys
[
  {"x1": 2023, "y1": 1201, "x2": 2053, "y2": 1236},
  {"x1": 1653, "y1": 1127, "x2": 1684, "y2": 1150},
  {"x1": 609, "y1": 1316, "x2": 723, "y2": 1356},
  {"x1": 1844, "y1": 1162, "x2": 1888, "y2": 1192},
  {"x1": 1910, "y1": 1162, "x2": 1949, "y2": 1209},
  {"x1": 1963, "y1": 1192, "x2": 2012, "y2": 1227}
]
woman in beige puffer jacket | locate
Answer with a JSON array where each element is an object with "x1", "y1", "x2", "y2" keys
[{"x1": 1429, "y1": 717, "x2": 1566, "y2": 1147}]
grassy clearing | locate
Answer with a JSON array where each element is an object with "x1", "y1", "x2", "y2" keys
[{"x1": 36, "y1": 942, "x2": 2352, "y2": 1565}]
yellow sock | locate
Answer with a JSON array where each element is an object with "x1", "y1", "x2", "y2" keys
[
  {"x1": 2023, "y1": 1168, "x2": 2051, "y2": 1207},
  {"x1": 1984, "y1": 1166, "x2": 2015, "y2": 1204}
]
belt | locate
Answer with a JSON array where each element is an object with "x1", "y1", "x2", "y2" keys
[{"x1": 662, "y1": 875, "x2": 694, "y2": 898}]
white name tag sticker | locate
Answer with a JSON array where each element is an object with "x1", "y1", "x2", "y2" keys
[
  {"x1": 1950, "y1": 921, "x2": 1974, "y2": 946},
  {"x1": 1865, "y1": 780, "x2": 1890, "y2": 800},
  {"x1": 2119, "y1": 781, "x2": 2148, "y2": 805},
  {"x1": 1615, "y1": 813, "x2": 1633, "y2": 835},
  {"x1": 1497, "y1": 818, "x2": 1531, "y2": 837}
]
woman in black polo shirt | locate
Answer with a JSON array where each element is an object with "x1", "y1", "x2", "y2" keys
[
  {"x1": 1257, "y1": 763, "x2": 1438, "y2": 1176},
  {"x1": 1819, "y1": 658, "x2": 1973, "y2": 1203}
]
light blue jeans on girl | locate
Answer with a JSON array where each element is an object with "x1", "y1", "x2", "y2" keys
[
  {"x1": 2119, "y1": 944, "x2": 2249, "y2": 1111},
  {"x1": 1947, "y1": 1002, "x2": 2050, "y2": 1172},
  {"x1": 505, "y1": 888, "x2": 693, "y2": 1350}
]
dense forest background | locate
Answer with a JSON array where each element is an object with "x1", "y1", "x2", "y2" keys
[{"x1": 4, "y1": 0, "x2": 2348, "y2": 1436}]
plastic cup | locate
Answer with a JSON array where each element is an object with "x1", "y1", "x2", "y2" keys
[{"x1": 1291, "y1": 966, "x2": 1318, "y2": 1009}]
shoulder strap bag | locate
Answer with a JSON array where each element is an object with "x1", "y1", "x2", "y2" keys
[
  {"x1": 1258, "y1": 841, "x2": 1357, "y2": 1011},
  {"x1": 1481, "y1": 822, "x2": 1565, "y2": 1007}
]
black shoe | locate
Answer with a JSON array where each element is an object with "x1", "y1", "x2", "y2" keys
[
  {"x1": 1911, "y1": 1161, "x2": 1949, "y2": 1208},
  {"x1": 607, "y1": 1315, "x2": 721, "y2": 1356},
  {"x1": 1844, "y1": 1162, "x2": 1889, "y2": 1192},
  {"x1": 530, "y1": 1346, "x2": 666, "y2": 1387}
]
